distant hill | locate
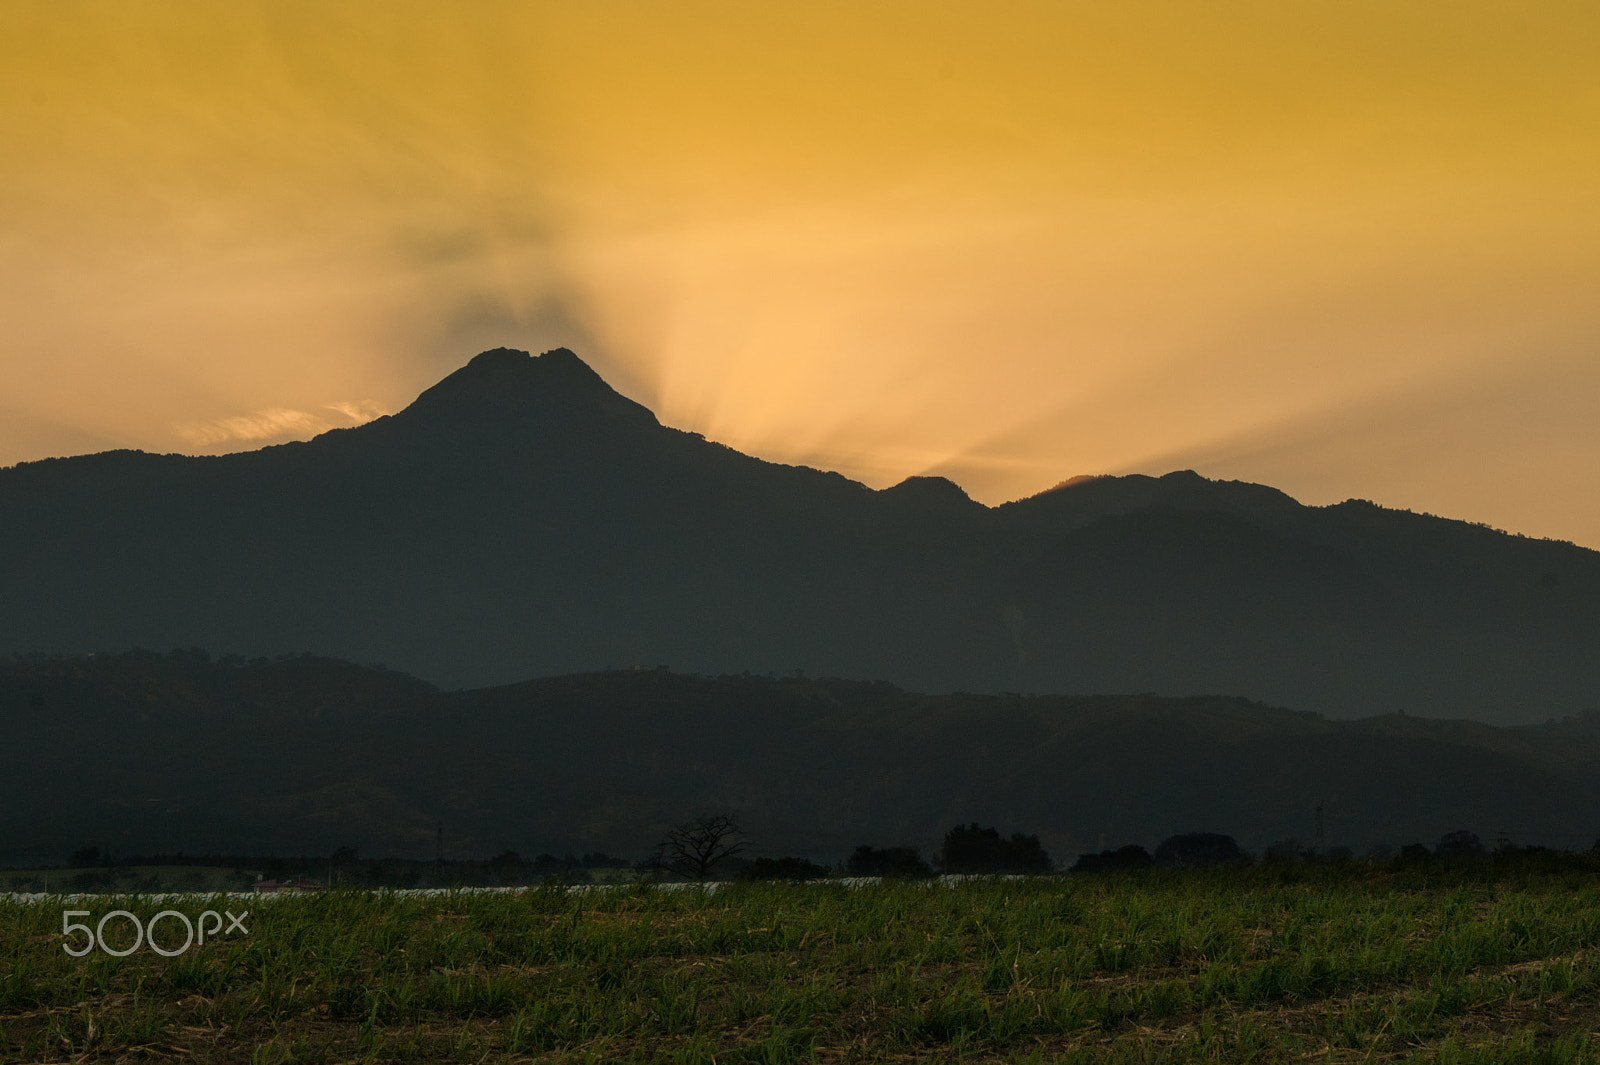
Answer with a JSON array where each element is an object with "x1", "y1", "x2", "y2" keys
[
  {"x1": 2, "y1": 346, "x2": 1598, "y2": 723},
  {"x1": 4, "y1": 652, "x2": 1600, "y2": 865}
]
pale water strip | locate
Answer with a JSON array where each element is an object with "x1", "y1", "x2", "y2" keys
[{"x1": 0, "y1": 874, "x2": 1019, "y2": 905}]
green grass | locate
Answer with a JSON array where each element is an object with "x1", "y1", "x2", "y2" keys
[{"x1": 7, "y1": 863, "x2": 1600, "y2": 1061}]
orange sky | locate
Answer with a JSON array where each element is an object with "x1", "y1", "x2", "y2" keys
[{"x1": 4, "y1": 2, "x2": 1600, "y2": 545}]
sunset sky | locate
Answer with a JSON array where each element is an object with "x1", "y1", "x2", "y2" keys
[{"x1": 4, "y1": 3, "x2": 1600, "y2": 545}]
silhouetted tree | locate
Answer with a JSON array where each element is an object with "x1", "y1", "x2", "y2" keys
[
  {"x1": 941, "y1": 823, "x2": 1052, "y2": 873},
  {"x1": 654, "y1": 815, "x2": 750, "y2": 882},
  {"x1": 486, "y1": 849, "x2": 525, "y2": 884}
]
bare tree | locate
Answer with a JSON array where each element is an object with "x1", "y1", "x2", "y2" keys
[{"x1": 653, "y1": 815, "x2": 750, "y2": 882}]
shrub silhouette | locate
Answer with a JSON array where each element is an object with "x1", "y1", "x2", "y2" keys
[
  {"x1": 1154, "y1": 833, "x2": 1246, "y2": 868},
  {"x1": 738, "y1": 856, "x2": 831, "y2": 882},
  {"x1": 845, "y1": 845, "x2": 934, "y2": 879},
  {"x1": 940, "y1": 823, "x2": 1052, "y2": 874},
  {"x1": 1070, "y1": 844, "x2": 1154, "y2": 873},
  {"x1": 1263, "y1": 838, "x2": 1310, "y2": 864},
  {"x1": 486, "y1": 850, "x2": 525, "y2": 884},
  {"x1": 1435, "y1": 829, "x2": 1484, "y2": 859}
]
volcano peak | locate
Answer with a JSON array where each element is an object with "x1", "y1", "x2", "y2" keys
[{"x1": 397, "y1": 347, "x2": 657, "y2": 432}]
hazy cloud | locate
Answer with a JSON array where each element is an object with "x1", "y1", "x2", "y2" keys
[{"x1": 177, "y1": 400, "x2": 387, "y2": 448}]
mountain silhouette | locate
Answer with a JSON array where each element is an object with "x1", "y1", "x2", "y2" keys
[
  {"x1": 2, "y1": 346, "x2": 1598, "y2": 724},
  {"x1": 6, "y1": 652, "x2": 1600, "y2": 864}
]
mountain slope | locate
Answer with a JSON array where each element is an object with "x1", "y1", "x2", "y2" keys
[
  {"x1": 1, "y1": 347, "x2": 1597, "y2": 722},
  {"x1": 4, "y1": 653, "x2": 1599, "y2": 865}
]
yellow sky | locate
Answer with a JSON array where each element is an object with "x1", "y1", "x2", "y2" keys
[{"x1": 4, "y1": 2, "x2": 1600, "y2": 544}]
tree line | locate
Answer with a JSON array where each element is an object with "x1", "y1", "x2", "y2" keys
[{"x1": 34, "y1": 824, "x2": 1581, "y2": 894}]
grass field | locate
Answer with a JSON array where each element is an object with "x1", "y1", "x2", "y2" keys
[{"x1": 7, "y1": 861, "x2": 1600, "y2": 1062}]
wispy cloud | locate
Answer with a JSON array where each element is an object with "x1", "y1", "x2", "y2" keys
[
  {"x1": 324, "y1": 399, "x2": 390, "y2": 424},
  {"x1": 176, "y1": 399, "x2": 388, "y2": 448}
]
